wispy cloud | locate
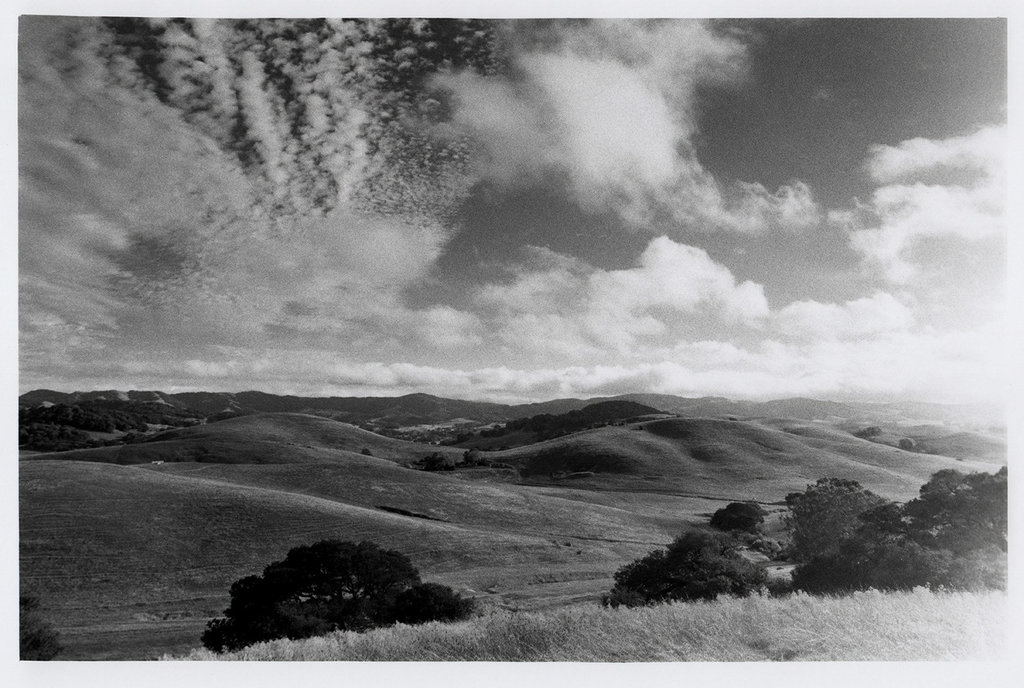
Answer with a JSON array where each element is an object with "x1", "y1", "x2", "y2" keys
[{"x1": 441, "y1": 19, "x2": 822, "y2": 233}]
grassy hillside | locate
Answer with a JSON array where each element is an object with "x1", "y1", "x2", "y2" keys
[
  {"x1": 177, "y1": 588, "x2": 1006, "y2": 661},
  {"x1": 20, "y1": 411, "x2": 1002, "y2": 659},
  {"x1": 492, "y1": 417, "x2": 998, "y2": 501},
  {"x1": 21, "y1": 456, "x2": 709, "y2": 659},
  {"x1": 21, "y1": 413, "x2": 464, "y2": 465}
]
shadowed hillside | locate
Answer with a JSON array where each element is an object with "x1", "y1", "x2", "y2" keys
[
  {"x1": 491, "y1": 417, "x2": 998, "y2": 501},
  {"x1": 21, "y1": 413, "x2": 464, "y2": 465}
]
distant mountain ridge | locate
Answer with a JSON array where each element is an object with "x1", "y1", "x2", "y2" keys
[{"x1": 18, "y1": 388, "x2": 1003, "y2": 428}]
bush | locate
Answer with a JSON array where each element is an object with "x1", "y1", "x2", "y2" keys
[
  {"x1": 421, "y1": 452, "x2": 456, "y2": 471},
  {"x1": 710, "y1": 502, "x2": 766, "y2": 533},
  {"x1": 201, "y1": 540, "x2": 471, "y2": 653},
  {"x1": 392, "y1": 582, "x2": 476, "y2": 625},
  {"x1": 747, "y1": 536, "x2": 783, "y2": 558},
  {"x1": 20, "y1": 595, "x2": 61, "y2": 660},
  {"x1": 604, "y1": 531, "x2": 767, "y2": 607}
]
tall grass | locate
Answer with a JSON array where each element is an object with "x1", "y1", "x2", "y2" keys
[{"x1": 176, "y1": 588, "x2": 1005, "y2": 661}]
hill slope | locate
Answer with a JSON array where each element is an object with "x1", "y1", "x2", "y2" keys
[
  {"x1": 21, "y1": 388, "x2": 1006, "y2": 429},
  {"x1": 20, "y1": 456, "x2": 695, "y2": 659},
  {"x1": 491, "y1": 417, "x2": 998, "y2": 501},
  {"x1": 20, "y1": 411, "x2": 1003, "y2": 659},
  {"x1": 21, "y1": 413, "x2": 464, "y2": 465}
]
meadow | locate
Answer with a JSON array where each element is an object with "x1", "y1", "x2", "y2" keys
[{"x1": 176, "y1": 588, "x2": 1006, "y2": 662}]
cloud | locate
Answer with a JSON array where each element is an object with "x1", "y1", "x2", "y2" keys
[
  {"x1": 478, "y1": 236, "x2": 769, "y2": 358},
  {"x1": 29, "y1": 322, "x2": 1002, "y2": 405},
  {"x1": 440, "y1": 19, "x2": 821, "y2": 234},
  {"x1": 865, "y1": 126, "x2": 1004, "y2": 185},
  {"x1": 839, "y1": 126, "x2": 1005, "y2": 283},
  {"x1": 18, "y1": 17, "x2": 488, "y2": 382},
  {"x1": 775, "y1": 292, "x2": 914, "y2": 341},
  {"x1": 18, "y1": 18, "x2": 1004, "y2": 407}
]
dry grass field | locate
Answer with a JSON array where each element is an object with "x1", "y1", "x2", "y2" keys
[{"x1": 176, "y1": 588, "x2": 1006, "y2": 662}]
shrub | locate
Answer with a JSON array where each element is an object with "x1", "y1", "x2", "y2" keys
[
  {"x1": 392, "y1": 583, "x2": 476, "y2": 625},
  {"x1": 422, "y1": 452, "x2": 456, "y2": 471},
  {"x1": 709, "y1": 502, "x2": 766, "y2": 533},
  {"x1": 604, "y1": 531, "x2": 767, "y2": 607},
  {"x1": 201, "y1": 540, "x2": 470, "y2": 653},
  {"x1": 20, "y1": 594, "x2": 61, "y2": 660},
  {"x1": 747, "y1": 536, "x2": 783, "y2": 558}
]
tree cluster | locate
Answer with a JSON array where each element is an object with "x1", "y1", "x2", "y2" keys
[
  {"x1": 603, "y1": 531, "x2": 767, "y2": 608},
  {"x1": 481, "y1": 401, "x2": 663, "y2": 444},
  {"x1": 202, "y1": 540, "x2": 475, "y2": 653},
  {"x1": 18, "y1": 400, "x2": 204, "y2": 451},
  {"x1": 709, "y1": 502, "x2": 766, "y2": 534},
  {"x1": 786, "y1": 469, "x2": 1007, "y2": 594},
  {"x1": 18, "y1": 422, "x2": 98, "y2": 452}
]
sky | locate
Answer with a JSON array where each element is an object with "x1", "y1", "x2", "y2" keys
[{"x1": 16, "y1": 12, "x2": 1011, "y2": 404}]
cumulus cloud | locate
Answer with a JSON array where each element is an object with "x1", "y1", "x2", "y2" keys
[
  {"x1": 441, "y1": 19, "x2": 822, "y2": 233},
  {"x1": 838, "y1": 126, "x2": 1005, "y2": 283},
  {"x1": 29, "y1": 322, "x2": 1002, "y2": 405},
  {"x1": 478, "y1": 236, "x2": 769, "y2": 358},
  {"x1": 774, "y1": 292, "x2": 915, "y2": 341},
  {"x1": 865, "y1": 126, "x2": 1004, "y2": 185}
]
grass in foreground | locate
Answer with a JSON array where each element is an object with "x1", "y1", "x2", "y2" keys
[{"x1": 176, "y1": 588, "x2": 1005, "y2": 661}]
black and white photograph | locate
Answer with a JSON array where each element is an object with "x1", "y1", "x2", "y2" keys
[{"x1": 13, "y1": 1, "x2": 1017, "y2": 678}]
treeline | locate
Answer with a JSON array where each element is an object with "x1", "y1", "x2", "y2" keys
[
  {"x1": 787, "y1": 469, "x2": 1006, "y2": 593},
  {"x1": 19, "y1": 401, "x2": 203, "y2": 452},
  {"x1": 463, "y1": 401, "x2": 663, "y2": 444}
]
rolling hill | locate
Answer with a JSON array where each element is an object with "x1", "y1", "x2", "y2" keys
[
  {"x1": 19, "y1": 413, "x2": 465, "y2": 465},
  {"x1": 489, "y1": 416, "x2": 998, "y2": 501},
  {"x1": 20, "y1": 407, "x2": 1004, "y2": 659},
  {"x1": 20, "y1": 388, "x2": 1006, "y2": 430}
]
